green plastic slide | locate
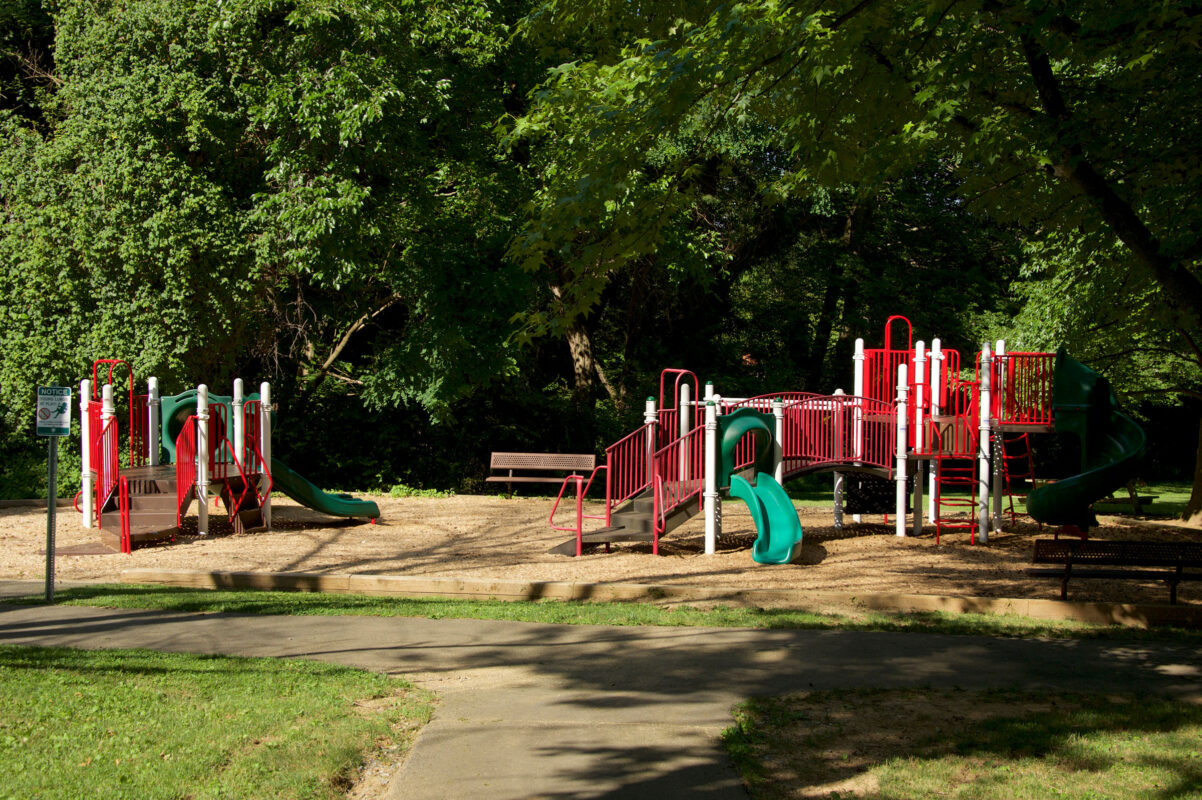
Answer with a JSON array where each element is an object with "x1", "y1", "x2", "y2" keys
[
  {"x1": 1025, "y1": 350, "x2": 1146, "y2": 529},
  {"x1": 269, "y1": 457, "x2": 381, "y2": 520},
  {"x1": 717, "y1": 407, "x2": 804, "y2": 564},
  {"x1": 729, "y1": 473, "x2": 805, "y2": 565}
]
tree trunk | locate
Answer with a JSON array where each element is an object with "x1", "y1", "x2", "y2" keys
[
  {"x1": 1186, "y1": 416, "x2": 1202, "y2": 526},
  {"x1": 551, "y1": 284, "x2": 619, "y2": 407}
]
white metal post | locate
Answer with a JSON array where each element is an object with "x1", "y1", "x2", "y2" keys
[
  {"x1": 832, "y1": 390, "x2": 845, "y2": 529},
  {"x1": 852, "y1": 338, "x2": 865, "y2": 460},
  {"x1": 977, "y1": 344, "x2": 992, "y2": 543},
  {"x1": 197, "y1": 384, "x2": 209, "y2": 536},
  {"x1": 928, "y1": 338, "x2": 942, "y2": 520},
  {"x1": 644, "y1": 397, "x2": 657, "y2": 487},
  {"x1": 895, "y1": 364, "x2": 908, "y2": 537},
  {"x1": 704, "y1": 381, "x2": 714, "y2": 402},
  {"x1": 260, "y1": 382, "x2": 272, "y2": 530},
  {"x1": 148, "y1": 377, "x2": 161, "y2": 467},
  {"x1": 232, "y1": 378, "x2": 245, "y2": 467},
  {"x1": 704, "y1": 400, "x2": 719, "y2": 555},
  {"x1": 80, "y1": 379, "x2": 93, "y2": 529},
  {"x1": 101, "y1": 383, "x2": 115, "y2": 424},
  {"x1": 679, "y1": 381, "x2": 691, "y2": 480},
  {"x1": 992, "y1": 339, "x2": 1005, "y2": 530},
  {"x1": 912, "y1": 342, "x2": 926, "y2": 537},
  {"x1": 772, "y1": 397, "x2": 784, "y2": 485},
  {"x1": 852, "y1": 338, "x2": 866, "y2": 524}
]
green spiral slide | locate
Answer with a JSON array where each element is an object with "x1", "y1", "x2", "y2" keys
[
  {"x1": 1025, "y1": 349, "x2": 1146, "y2": 530},
  {"x1": 718, "y1": 408, "x2": 804, "y2": 564}
]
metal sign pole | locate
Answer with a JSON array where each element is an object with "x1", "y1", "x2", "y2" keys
[
  {"x1": 45, "y1": 436, "x2": 56, "y2": 603},
  {"x1": 37, "y1": 384, "x2": 71, "y2": 604}
]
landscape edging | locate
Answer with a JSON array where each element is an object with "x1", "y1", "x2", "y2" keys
[{"x1": 120, "y1": 568, "x2": 1202, "y2": 628}]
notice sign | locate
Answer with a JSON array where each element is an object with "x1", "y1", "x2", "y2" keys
[{"x1": 36, "y1": 386, "x2": 71, "y2": 437}]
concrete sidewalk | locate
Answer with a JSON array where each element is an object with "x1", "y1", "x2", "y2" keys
[{"x1": 2, "y1": 582, "x2": 1201, "y2": 798}]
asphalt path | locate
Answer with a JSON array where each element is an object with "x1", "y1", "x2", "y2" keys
[{"x1": 2, "y1": 581, "x2": 1200, "y2": 798}]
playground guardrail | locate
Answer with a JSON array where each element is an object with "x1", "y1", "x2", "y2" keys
[{"x1": 549, "y1": 465, "x2": 609, "y2": 557}]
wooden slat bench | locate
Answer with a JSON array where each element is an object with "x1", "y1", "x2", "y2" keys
[
  {"x1": 1029, "y1": 539, "x2": 1202, "y2": 604},
  {"x1": 485, "y1": 452, "x2": 596, "y2": 494}
]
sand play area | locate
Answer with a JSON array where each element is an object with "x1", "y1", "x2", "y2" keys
[{"x1": 3, "y1": 494, "x2": 1200, "y2": 608}]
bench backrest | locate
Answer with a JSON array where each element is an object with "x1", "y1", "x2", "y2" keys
[
  {"x1": 1033, "y1": 539, "x2": 1202, "y2": 567},
  {"x1": 490, "y1": 452, "x2": 596, "y2": 472}
]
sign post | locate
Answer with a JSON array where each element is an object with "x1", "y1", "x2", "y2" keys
[{"x1": 36, "y1": 386, "x2": 71, "y2": 603}]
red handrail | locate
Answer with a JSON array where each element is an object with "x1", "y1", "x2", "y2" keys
[
  {"x1": 94, "y1": 416, "x2": 120, "y2": 526},
  {"x1": 118, "y1": 476, "x2": 131, "y2": 554},
  {"x1": 994, "y1": 352, "x2": 1055, "y2": 426},
  {"x1": 548, "y1": 465, "x2": 609, "y2": 557},
  {"x1": 176, "y1": 416, "x2": 197, "y2": 526},
  {"x1": 604, "y1": 423, "x2": 653, "y2": 515}
]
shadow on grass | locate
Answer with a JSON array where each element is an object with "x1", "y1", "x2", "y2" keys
[{"x1": 724, "y1": 688, "x2": 1202, "y2": 799}]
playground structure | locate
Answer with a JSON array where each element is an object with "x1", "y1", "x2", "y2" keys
[
  {"x1": 79, "y1": 359, "x2": 380, "y2": 554},
  {"x1": 549, "y1": 316, "x2": 1146, "y2": 562}
]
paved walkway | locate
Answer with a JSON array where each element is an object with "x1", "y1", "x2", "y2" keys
[{"x1": 2, "y1": 580, "x2": 1201, "y2": 798}]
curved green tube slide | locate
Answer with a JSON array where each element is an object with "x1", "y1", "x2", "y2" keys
[
  {"x1": 270, "y1": 457, "x2": 381, "y2": 520},
  {"x1": 1025, "y1": 350, "x2": 1146, "y2": 529},
  {"x1": 729, "y1": 474, "x2": 804, "y2": 564},
  {"x1": 716, "y1": 408, "x2": 803, "y2": 564}
]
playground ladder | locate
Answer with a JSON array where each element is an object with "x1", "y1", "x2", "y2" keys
[
  {"x1": 933, "y1": 455, "x2": 978, "y2": 544},
  {"x1": 1000, "y1": 432, "x2": 1037, "y2": 527}
]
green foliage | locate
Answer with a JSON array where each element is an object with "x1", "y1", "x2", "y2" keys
[
  {"x1": 511, "y1": 0, "x2": 1202, "y2": 348},
  {"x1": 0, "y1": 644, "x2": 433, "y2": 799},
  {"x1": 0, "y1": 0, "x2": 535, "y2": 448},
  {"x1": 388, "y1": 483, "x2": 455, "y2": 498}
]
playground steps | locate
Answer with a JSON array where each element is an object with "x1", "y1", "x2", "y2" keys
[
  {"x1": 548, "y1": 486, "x2": 702, "y2": 555},
  {"x1": 98, "y1": 465, "x2": 180, "y2": 551},
  {"x1": 219, "y1": 477, "x2": 266, "y2": 533}
]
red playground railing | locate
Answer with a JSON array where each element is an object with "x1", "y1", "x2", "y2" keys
[
  {"x1": 175, "y1": 416, "x2": 197, "y2": 526},
  {"x1": 994, "y1": 352, "x2": 1055, "y2": 426}
]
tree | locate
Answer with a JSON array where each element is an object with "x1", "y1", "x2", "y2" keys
[
  {"x1": 0, "y1": 0, "x2": 534, "y2": 441},
  {"x1": 509, "y1": 0, "x2": 1202, "y2": 519}
]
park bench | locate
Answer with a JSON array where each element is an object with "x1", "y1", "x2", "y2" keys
[
  {"x1": 1029, "y1": 539, "x2": 1202, "y2": 604},
  {"x1": 1093, "y1": 495, "x2": 1159, "y2": 514},
  {"x1": 486, "y1": 452, "x2": 596, "y2": 495}
]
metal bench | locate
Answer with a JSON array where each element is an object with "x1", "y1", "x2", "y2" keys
[
  {"x1": 1029, "y1": 539, "x2": 1202, "y2": 604},
  {"x1": 1094, "y1": 495, "x2": 1159, "y2": 514},
  {"x1": 485, "y1": 452, "x2": 596, "y2": 494}
]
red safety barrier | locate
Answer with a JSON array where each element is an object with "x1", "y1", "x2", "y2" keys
[
  {"x1": 651, "y1": 423, "x2": 706, "y2": 541},
  {"x1": 725, "y1": 393, "x2": 896, "y2": 476},
  {"x1": 130, "y1": 393, "x2": 149, "y2": 467},
  {"x1": 94, "y1": 416, "x2": 120, "y2": 528},
  {"x1": 118, "y1": 476, "x2": 131, "y2": 553},
  {"x1": 549, "y1": 465, "x2": 610, "y2": 555},
  {"x1": 175, "y1": 416, "x2": 197, "y2": 526},
  {"x1": 242, "y1": 400, "x2": 274, "y2": 509},
  {"x1": 604, "y1": 423, "x2": 654, "y2": 515},
  {"x1": 995, "y1": 352, "x2": 1055, "y2": 426}
]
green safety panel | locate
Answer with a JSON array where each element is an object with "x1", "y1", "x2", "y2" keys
[{"x1": 716, "y1": 407, "x2": 776, "y2": 487}]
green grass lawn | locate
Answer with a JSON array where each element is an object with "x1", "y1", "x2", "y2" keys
[
  {"x1": 19, "y1": 584, "x2": 1202, "y2": 641},
  {"x1": 0, "y1": 645, "x2": 433, "y2": 800},
  {"x1": 724, "y1": 688, "x2": 1202, "y2": 800}
]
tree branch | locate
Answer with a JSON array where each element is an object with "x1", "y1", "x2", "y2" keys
[{"x1": 1018, "y1": 33, "x2": 1202, "y2": 333}]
